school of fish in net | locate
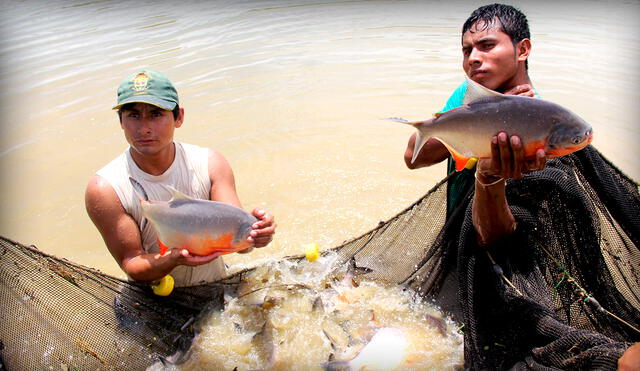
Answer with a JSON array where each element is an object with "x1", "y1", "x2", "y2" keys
[{"x1": 160, "y1": 251, "x2": 464, "y2": 370}]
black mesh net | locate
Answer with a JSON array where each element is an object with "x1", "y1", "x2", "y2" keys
[{"x1": 1, "y1": 145, "x2": 638, "y2": 370}]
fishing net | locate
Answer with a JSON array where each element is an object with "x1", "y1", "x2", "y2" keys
[{"x1": 1, "y1": 145, "x2": 638, "y2": 370}]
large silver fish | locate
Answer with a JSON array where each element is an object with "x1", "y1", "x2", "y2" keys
[
  {"x1": 130, "y1": 177, "x2": 257, "y2": 256},
  {"x1": 391, "y1": 78, "x2": 593, "y2": 170}
]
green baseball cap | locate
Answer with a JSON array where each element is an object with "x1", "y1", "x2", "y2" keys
[{"x1": 113, "y1": 70, "x2": 179, "y2": 110}]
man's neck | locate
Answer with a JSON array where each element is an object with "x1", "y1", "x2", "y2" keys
[
  {"x1": 129, "y1": 142, "x2": 176, "y2": 176},
  {"x1": 498, "y1": 67, "x2": 531, "y2": 93}
]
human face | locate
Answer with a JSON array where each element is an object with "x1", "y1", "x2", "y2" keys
[
  {"x1": 462, "y1": 22, "x2": 524, "y2": 91},
  {"x1": 120, "y1": 103, "x2": 183, "y2": 158}
]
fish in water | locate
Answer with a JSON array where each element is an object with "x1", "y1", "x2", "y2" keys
[
  {"x1": 155, "y1": 251, "x2": 464, "y2": 370},
  {"x1": 390, "y1": 77, "x2": 593, "y2": 171},
  {"x1": 323, "y1": 327, "x2": 408, "y2": 371},
  {"x1": 129, "y1": 177, "x2": 257, "y2": 256}
]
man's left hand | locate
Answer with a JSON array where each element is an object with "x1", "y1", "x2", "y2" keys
[{"x1": 503, "y1": 84, "x2": 536, "y2": 97}]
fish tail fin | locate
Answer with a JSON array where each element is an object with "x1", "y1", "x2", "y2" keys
[
  {"x1": 129, "y1": 177, "x2": 149, "y2": 201},
  {"x1": 321, "y1": 360, "x2": 352, "y2": 371},
  {"x1": 385, "y1": 117, "x2": 435, "y2": 164},
  {"x1": 412, "y1": 131, "x2": 429, "y2": 164}
]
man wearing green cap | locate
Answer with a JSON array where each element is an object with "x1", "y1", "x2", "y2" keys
[{"x1": 85, "y1": 70, "x2": 276, "y2": 287}]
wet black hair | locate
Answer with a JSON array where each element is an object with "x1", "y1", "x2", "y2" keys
[
  {"x1": 462, "y1": 3, "x2": 530, "y2": 68},
  {"x1": 117, "y1": 102, "x2": 181, "y2": 121},
  {"x1": 463, "y1": 3, "x2": 530, "y2": 43}
]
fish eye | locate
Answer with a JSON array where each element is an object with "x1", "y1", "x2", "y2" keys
[{"x1": 572, "y1": 136, "x2": 583, "y2": 144}]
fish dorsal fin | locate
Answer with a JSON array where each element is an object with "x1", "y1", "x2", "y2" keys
[
  {"x1": 166, "y1": 185, "x2": 194, "y2": 201},
  {"x1": 463, "y1": 76, "x2": 503, "y2": 105}
]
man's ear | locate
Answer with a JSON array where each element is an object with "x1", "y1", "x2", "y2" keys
[
  {"x1": 175, "y1": 107, "x2": 185, "y2": 128},
  {"x1": 517, "y1": 38, "x2": 531, "y2": 62}
]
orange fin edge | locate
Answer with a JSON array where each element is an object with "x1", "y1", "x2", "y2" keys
[
  {"x1": 157, "y1": 238, "x2": 170, "y2": 255},
  {"x1": 454, "y1": 156, "x2": 471, "y2": 172},
  {"x1": 437, "y1": 139, "x2": 471, "y2": 172}
]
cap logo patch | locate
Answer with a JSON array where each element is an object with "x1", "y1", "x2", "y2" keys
[{"x1": 132, "y1": 73, "x2": 150, "y2": 92}]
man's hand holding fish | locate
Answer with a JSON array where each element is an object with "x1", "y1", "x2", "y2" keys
[
  {"x1": 246, "y1": 208, "x2": 276, "y2": 249},
  {"x1": 472, "y1": 132, "x2": 547, "y2": 246}
]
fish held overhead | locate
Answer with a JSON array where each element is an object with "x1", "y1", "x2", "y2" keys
[
  {"x1": 391, "y1": 78, "x2": 593, "y2": 171},
  {"x1": 129, "y1": 177, "x2": 257, "y2": 256}
]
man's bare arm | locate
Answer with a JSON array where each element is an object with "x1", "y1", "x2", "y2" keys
[
  {"x1": 85, "y1": 175, "x2": 219, "y2": 282},
  {"x1": 472, "y1": 133, "x2": 546, "y2": 246}
]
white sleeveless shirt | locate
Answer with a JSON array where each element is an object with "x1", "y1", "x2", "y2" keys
[{"x1": 96, "y1": 142, "x2": 227, "y2": 286}]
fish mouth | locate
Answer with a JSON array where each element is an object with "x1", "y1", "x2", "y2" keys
[
  {"x1": 575, "y1": 130, "x2": 593, "y2": 148},
  {"x1": 585, "y1": 136, "x2": 593, "y2": 146}
]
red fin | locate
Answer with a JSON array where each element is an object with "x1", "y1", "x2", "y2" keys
[
  {"x1": 434, "y1": 112, "x2": 445, "y2": 118},
  {"x1": 157, "y1": 238, "x2": 169, "y2": 255},
  {"x1": 437, "y1": 139, "x2": 470, "y2": 172},
  {"x1": 453, "y1": 155, "x2": 471, "y2": 171}
]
